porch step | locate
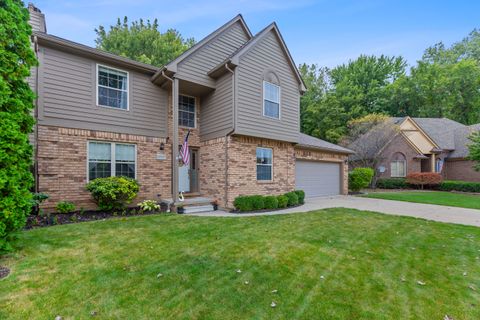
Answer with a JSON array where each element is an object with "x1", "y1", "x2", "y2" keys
[
  {"x1": 176, "y1": 196, "x2": 213, "y2": 206},
  {"x1": 183, "y1": 205, "x2": 214, "y2": 214}
]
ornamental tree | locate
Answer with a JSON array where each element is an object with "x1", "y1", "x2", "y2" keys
[{"x1": 0, "y1": 0, "x2": 37, "y2": 252}]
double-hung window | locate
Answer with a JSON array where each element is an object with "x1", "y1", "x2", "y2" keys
[
  {"x1": 263, "y1": 81, "x2": 280, "y2": 119},
  {"x1": 88, "y1": 142, "x2": 136, "y2": 181},
  {"x1": 179, "y1": 95, "x2": 195, "y2": 128},
  {"x1": 97, "y1": 65, "x2": 129, "y2": 110},
  {"x1": 256, "y1": 147, "x2": 273, "y2": 181},
  {"x1": 390, "y1": 160, "x2": 406, "y2": 177}
]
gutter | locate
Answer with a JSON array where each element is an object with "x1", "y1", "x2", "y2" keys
[{"x1": 33, "y1": 35, "x2": 40, "y2": 195}]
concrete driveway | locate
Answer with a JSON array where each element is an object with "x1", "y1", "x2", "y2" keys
[{"x1": 189, "y1": 195, "x2": 480, "y2": 227}]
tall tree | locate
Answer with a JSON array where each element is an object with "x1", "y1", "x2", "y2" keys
[
  {"x1": 468, "y1": 131, "x2": 480, "y2": 171},
  {"x1": 0, "y1": 0, "x2": 37, "y2": 252},
  {"x1": 95, "y1": 17, "x2": 195, "y2": 67}
]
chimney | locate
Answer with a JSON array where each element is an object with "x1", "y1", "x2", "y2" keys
[{"x1": 28, "y1": 3, "x2": 46, "y2": 33}]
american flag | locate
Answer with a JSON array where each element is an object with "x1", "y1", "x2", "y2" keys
[{"x1": 180, "y1": 130, "x2": 190, "y2": 165}]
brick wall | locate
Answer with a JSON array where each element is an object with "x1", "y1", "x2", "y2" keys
[
  {"x1": 37, "y1": 125, "x2": 171, "y2": 211},
  {"x1": 377, "y1": 134, "x2": 422, "y2": 178},
  {"x1": 225, "y1": 135, "x2": 296, "y2": 207},
  {"x1": 295, "y1": 148, "x2": 349, "y2": 195},
  {"x1": 199, "y1": 137, "x2": 227, "y2": 205},
  {"x1": 445, "y1": 159, "x2": 480, "y2": 182}
]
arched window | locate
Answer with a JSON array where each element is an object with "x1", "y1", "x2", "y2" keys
[
  {"x1": 263, "y1": 70, "x2": 281, "y2": 119},
  {"x1": 391, "y1": 152, "x2": 406, "y2": 177}
]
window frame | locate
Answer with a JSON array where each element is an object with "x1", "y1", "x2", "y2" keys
[
  {"x1": 178, "y1": 94, "x2": 197, "y2": 129},
  {"x1": 262, "y1": 81, "x2": 281, "y2": 120},
  {"x1": 256, "y1": 147, "x2": 273, "y2": 182},
  {"x1": 390, "y1": 160, "x2": 407, "y2": 178},
  {"x1": 96, "y1": 64, "x2": 130, "y2": 111},
  {"x1": 87, "y1": 141, "x2": 137, "y2": 182}
]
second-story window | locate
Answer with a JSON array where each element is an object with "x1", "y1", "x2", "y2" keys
[
  {"x1": 97, "y1": 65, "x2": 129, "y2": 110},
  {"x1": 263, "y1": 81, "x2": 280, "y2": 119},
  {"x1": 179, "y1": 95, "x2": 195, "y2": 128}
]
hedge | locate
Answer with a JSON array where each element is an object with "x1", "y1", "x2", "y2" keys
[
  {"x1": 376, "y1": 178, "x2": 408, "y2": 189},
  {"x1": 438, "y1": 180, "x2": 480, "y2": 193},
  {"x1": 233, "y1": 191, "x2": 304, "y2": 212},
  {"x1": 406, "y1": 172, "x2": 443, "y2": 189}
]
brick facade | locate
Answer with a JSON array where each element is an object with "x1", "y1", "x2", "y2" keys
[
  {"x1": 37, "y1": 125, "x2": 171, "y2": 210},
  {"x1": 199, "y1": 137, "x2": 227, "y2": 204},
  {"x1": 445, "y1": 159, "x2": 480, "y2": 182},
  {"x1": 295, "y1": 148, "x2": 349, "y2": 195},
  {"x1": 225, "y1": 135, "x2": 296, "y2": 207},
  {"x1": 377, "y1": 134, "x2": 422, "y2": 178}
]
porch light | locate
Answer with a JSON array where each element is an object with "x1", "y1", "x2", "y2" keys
[{"x1": 160, "y1": 142, "x2": 165, "y2": 151}]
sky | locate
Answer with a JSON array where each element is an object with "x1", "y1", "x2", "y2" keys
[{"x1": 31, "y1": 0, "x2": 480, "y2": 68}]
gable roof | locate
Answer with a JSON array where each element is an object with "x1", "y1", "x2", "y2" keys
[
  {"x1": 449, "y1": 124, "x2": 480, "y2": 158},
  {"x1": 298, "y1": 133, "x2": 354, "y2": 154},
  {"x1": 151, "y1": 14, "x2": 252, "y2": 81},
  {"x1": 208, "y1": 22, "x2": 307, "y2": 93},
  {"x1": 409, "y1": 118, "x2": 464, "y2": 150},
  {"x1": 33, "y1": 31, "x2": 159, "y2": 74}
]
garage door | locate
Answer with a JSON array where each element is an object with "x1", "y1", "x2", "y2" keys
[{"x1": 295, "y1": 160, "x2": 341, "y2": 198}]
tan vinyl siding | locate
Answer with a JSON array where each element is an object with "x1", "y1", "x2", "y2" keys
[
  {"x1": 200, "y1": 72, "x2": 233, "y2": 140},
  {"x1": 37, "y1": 46, "x2": 167, "y2": 137},
  {"x1": 235, "y1": 30, "x2": 300, "y2": 143},
  {"x1": 176, "y1": 21, "x2": 249, "y2": 88}
]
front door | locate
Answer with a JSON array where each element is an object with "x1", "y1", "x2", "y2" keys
[{"x1": 178, "y1": 148, "x2": 199, "y2": 193}]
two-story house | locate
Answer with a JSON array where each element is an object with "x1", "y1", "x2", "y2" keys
[{"x1": 28, "y1": 4, "x2": 353, "y2": 211}]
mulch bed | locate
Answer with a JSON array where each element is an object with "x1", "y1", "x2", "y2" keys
[
  {"x1": 231, "y1": 203, "x2": 304, "y2": 214},
  {"x1": 25, "y1": 207, "x2": 168, "y2": 229},
  {"x1": 0, "y1": 266, "x2": 10, "y2": 280}
]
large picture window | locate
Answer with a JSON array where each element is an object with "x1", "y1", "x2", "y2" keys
[
  {"x1": 179, "y1": 95, "x2": 196, "y2": 128},
  {"x1": 263, "y1": 81, "x2": 280, "y2": 119},
  {"x1": 256, "y1": 147, "x2": 273, "y2": 181},
  {"x1": 97, "y1": 65, "x2": 129, "y2": 110},
  {"x1": 88, "y1": 142, "x2": 136, "y2": 181},
  {"x1": 390, "y1": 152, "x2": 406, "y2": 177}
]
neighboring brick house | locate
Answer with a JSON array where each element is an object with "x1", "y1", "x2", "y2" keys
[
  {"x1": 349, "y1": 116, "x2": 480, "y2": 182},
  {"x1": 27, "y1": 5, "x2": 353, "y2": 211}
]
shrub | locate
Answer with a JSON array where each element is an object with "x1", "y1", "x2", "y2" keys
[
  {"x1": 250, "y1": 195, "x2": 265, "y2": 210},
  {"x1": 0, "y1": 0, "x2": 38, "y2": 252},
  {"x1": 277, "y1": 195, "x2": 289, "y2": 208},
  {"x1": 137, "y1": 200, "x2": 160, "y2": 212},
  {"x1": 438, "y1": 180, "x2": 480, "y2": 193},
  {"x1": 406, "y1": 172, "x2": 443, "y2": 189},
  {"x1": 32, "y1": 193, "x2": 49, "y2": 206},
  {"x1": 56, "y1": 201, "x2": 76, "y2": 214},
  {"x1": 284, "y1": 191, "x2": 299, "y2": 206},
  {"x1": 86, "y1": 176, "x2": 139, "y2": 211},
  {"x1": 294, "y1": 190, "x2": 305, "y2": 204},
  {"x1": 349, "y1": 167, "x2": 375, "y2": 192},
  {"x1": 233, "y1": 196, "x2": 253, "y2": 212},
  {"x1": 376, "y1": 178, "x2": 408, "y2": 189},
  {"x1": 264, "y1": 196, "x2": 279, "y2": 209}
]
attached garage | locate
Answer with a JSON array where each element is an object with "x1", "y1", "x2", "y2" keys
[
  {"x1": 295, "y1": 160, "x2": 341, "y2": 197},
  {"x1": 295, "y1": 133, "x2": 354, "y2": 198}
]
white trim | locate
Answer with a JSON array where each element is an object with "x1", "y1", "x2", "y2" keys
[
  {"x1": 87, "y1": 141, "x2": 137, "y2": 182},
  {"x1": 96, "y1": 63, "x2": 130, "y2": 111},
  {"x1": 256, "y1": 147, "x2": 273, "y2": 181},
  {"x1": 178, "y1": 94, "x2": 197, "y2": 129},
  {"x1": 262, "y1": 81, "x2": 281, "y2": 120}
]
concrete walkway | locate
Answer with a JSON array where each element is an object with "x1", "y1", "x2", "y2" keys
[{"x1": 187, "y1": 195, "x2": 480, "y2": 227}]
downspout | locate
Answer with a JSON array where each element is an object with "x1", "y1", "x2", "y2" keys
[
  {"x1": 161, "y1": 70, "x2": 179, "y2": 203},
  {"x1": 33, "y1": 35, "x2": 40, "y2": 195},
  {"x1": 224, "y1": 63, "x2": 235, "y2": 207}
]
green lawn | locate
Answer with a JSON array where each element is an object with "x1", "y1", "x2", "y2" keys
[
  {"x1": 1, "y1": 210, "x2": 480, "y2": 319},
  {"x1": 363, "y1": 191, "x2": 480, "y2": 210}
]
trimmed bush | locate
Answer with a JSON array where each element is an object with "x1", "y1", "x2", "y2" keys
[
  {"x1": 264, "y1": 196, "x2": 279, "y2": 209},
  {"x1": 56, "y1": 201, "x2": 76, "y2": 214},
  {"x1": 277, "y1": 195, "x2": 289, "y2": 208},
  {"x1": 250, "y1": 195, "x2": 265, "y2": 211},
  {"x1": 294, "y1": 190, "x2": 305, "y2": 204},
  {"x1": 349, "y1": 167, "x2": 375, "y2": 192},
  {"x1": 406, "y1": 172, "x2": 443, "y2": 189},
  {"x1": 86, "y1": 177, "x2": 139, "y2": 211},
  {"x1": 439, "y1": 180, "x2": 480, "y2": 193},
  {"x1": 376, "y1": 178, "x2": 408, "y2": 189},
  {"x1": 233, "y1": 196, "x2": 251, "y2": 212},
  {"x1": 284, "y1": 191, "x2": 299, "y2": 206}
]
